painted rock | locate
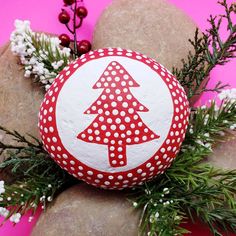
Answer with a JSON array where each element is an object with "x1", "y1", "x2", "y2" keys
[{"x1": 38, "y1": 48, "x2": 190, "y2": 189}]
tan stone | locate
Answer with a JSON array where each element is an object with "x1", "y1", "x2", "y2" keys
[
  {"x1": 32, "y1": 183, "x2": 140, "y2": 236},
  {"x1": 0, "y1": 43, "x2": 44, "y2": 169},
  {"x1": 0, "y1": 43, "x2": 44, "y2": 141},
  {"x1": 92, "y1": 0, "x2": 198, "y2": 72},
  {"x1": 208, "y1": 133, "x2": 236, "y2": 169}
]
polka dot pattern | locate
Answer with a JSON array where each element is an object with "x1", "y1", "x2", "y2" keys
[{"x1": 38, "y1": 48, "x2": 190, "y2": 190}]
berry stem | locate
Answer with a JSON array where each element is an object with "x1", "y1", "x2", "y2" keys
[
  {"x1": 65, "y1": 23, "x2": 74, "y2": 34},
  {"x1": 76, "y1": 18, "x2": 83, "y2": 29},
  {"x1": 73, "y1": 0, "x2": 78, "y2": 58}
]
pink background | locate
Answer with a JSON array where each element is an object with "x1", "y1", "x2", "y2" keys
[{"x1": 0, "y1": 0, "x2": 236, "y2": 235}]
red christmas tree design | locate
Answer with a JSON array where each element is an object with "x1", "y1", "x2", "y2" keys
[{"x1": 77, "y1": 61, "x2": 160, "y2": 167}]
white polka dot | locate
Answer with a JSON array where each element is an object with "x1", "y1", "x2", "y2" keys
[
  {"x1": 111, "y1": 102, "x2": 117, "y2": 107},
  {"x1": 87, "y1": 171, "x2": 93, "y2": 176},
  {"x1": 52, "y1": 137, "x2": 57, "y2": 142},
  {"x1": 115, "y1": 89, "x2": 121, "y2": 94},
  {"x1": 111, "y1": 125, "x2": 117, "y2": 130},
  {"x1": 137, "y1": 169, "x2": 142, "y2": 174},
  {"x1": 62, "y1": 154, "x2": 68, "y2": 159},
  {"x1": 97, "y1": 174, "x2": 103, "y2": 179},
  {"x1": 123, "y1": 74, "x2": 129, "y2": 80},
  {"x1": 101, "y1": 125, "x2": 107, "y2": 130},
  {"x1": 99, "y1": 117, "x2": 104, "y2": 122},
  {"x1": 120, "y1": 111, "x2": 126, "y2": 116},
  {"x1": 112, "y1": 109, "x2": 119, "y2": 115},
  {"x1": 122, "y1": 102, "x2": 128, "y2": 108},
  {"x1": 119, "y1": 125, "x2": 125, "y2": 130},
  {"x1": 107, "y1": 118, "x2": 112, "y2": 124}
]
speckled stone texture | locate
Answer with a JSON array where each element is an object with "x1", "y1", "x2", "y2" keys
[
  {"x1": 208, "y1": 133, "x2": 236, "y2": 170},
  {"x1": 0, "y1": 43, "x2": 44, "y2": 161},
  {"x1": 93, "y1": 0, "x2": 198, "y2": 71},
  {"x1": 31, "y1": 183, "x2": 140, "y2": 236}
]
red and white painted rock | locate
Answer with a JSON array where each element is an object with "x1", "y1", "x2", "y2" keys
[{"x1": 38, "y1": 48, "x2": 190, "y2": 189}]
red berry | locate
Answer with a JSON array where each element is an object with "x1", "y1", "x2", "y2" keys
[
  {"x1": 63, "y1": 0, "x2": 74, "y2": 5},
  {"x1": 59, "y1": 34, "x2": 71, "y2": 47},
  {"x1": 76, "y1": 6, "x2": 88, "y2": 18},
  {"x1": 58, "y1": 11, "x2": 70, "y2": 24},
  {"x1": 77, "y1": 40, "x2": 91, "y2": 55}
]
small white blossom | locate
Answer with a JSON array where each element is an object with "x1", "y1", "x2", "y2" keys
[
  {"x1": 189, "y1": 128, "x2": 194, "y2": 134},
  {"x1": 174, "y1": 216, "x2": 181, "y2": 221},
  {"x1": 204, "y1": 114, "x2": 210, "y2": 125},
  {"x1": 149, "y1": 214, "x2": 155, "y2": 223},
  {"x1": 154, "y1": 212, "x2": 159, "y2": 218},
  {"x1": 0, "y1": 207, "x2": 9, "y2": 218},
  {"x1": 47, "y1": 196, "x2": 52, "y2": 202},
  {"x1": 218, "y1": 89, "x2": 236, "y2": 101},
  {"x1": 28, "y1": 216, "x2": 34, "y2": 222},
  {"x1": 145, "y1": 189, "x2": 151, "y2": 195},
  {"x1": 230, "y1": 124, "x2": 236, "y2": 130},
  {"x1": 10, "y1": 19, "x2": 70, "y2": 90},
  {"x1": 0, "y1": 181, "x2": 5, "y2": 195},
  {"x1": 24, "y1": 70, "x2": 31, "y2": 77},
  {"x1": 133, "y1": 202, "x2": 138, "y2": 207},
  {"x1": 10, "y1": 213, "x2": 21, "y2": 224},
  {"x1": 163, "y1": 201, "x2": 170, "y2": 206},
  {"x1": 163, "y1": 188, "x2": 170, "y2": 194}
]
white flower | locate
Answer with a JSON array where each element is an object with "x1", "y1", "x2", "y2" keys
[
  {"x1": 47, "y1": 196, "x2": 52, "y2": 202},
  {"x1": 204, "y1": 114, "x2": 210, "y2": 125},
  {"x1": 24, "y1": 70, "x2": 31, "y2": 77},
  {"x1": 10, "y1": 19, "x2": 70, "y2": 90},
  {"x1": 163, "y1": 187, "x2": 170, "y2": 194},
  {"x1": 149, "y1": 214, "x2": 155, "y2": 223},
  {"x1": 174, "y1": 216, "x2": 181, "y2": 221},
  {"x1": 0, "y1": 207, "x2": 9, "y2": 218},
  {"x1": 45, "y1": 84, "x2": 51, "y2": 90},
  {"x1": 133, "y1": 202, "x2": 138, "y2": 207},
  {"x1": 28, "y1": 216, "x2": 34, "y2": 222},
  {"x1": 154, "y1": 212, "x2": 159, "y2": 218},
  {"x1": 10, "y1": 213, "x2": 21, "y2": 224},
  {"x1": 230, "y1": 124, "x2": 236, "y2": 130},
  {"x1": 218, "y1": 89, "x2": 236, "y2": 101},
  {"x1": 0, "y1": 181, "x2": 5, "y2": 194}
]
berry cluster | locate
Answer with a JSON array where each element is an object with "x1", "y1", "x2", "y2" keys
[{"x1": 58, "y1": 0, "x2": 91, "y2": 57}]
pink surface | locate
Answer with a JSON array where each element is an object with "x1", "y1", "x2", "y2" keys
[{"x1": 0, "y1": 0, "x2": 236, "y2": 235}]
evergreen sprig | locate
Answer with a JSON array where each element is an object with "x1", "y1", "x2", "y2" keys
[
  {"x1": 173, "y1": 0, "x2": 236, "y2": 99},
  {"x1": 132, "y1": 99, "x2": 236, "y2": 236},
  {"x1": 0, "y1": 127, "x2": 76, "y2": 222}
]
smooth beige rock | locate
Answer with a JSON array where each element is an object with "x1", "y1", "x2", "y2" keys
[
  {"x1": 0, "y1": 43, "x2": 44, "y2": 140},
  {"x1": 93, "y1": 0, "x2": 198, "y2": 71},
  {"x1": 208, "y1": 133, "x2": 236, "y2": 169},
  {"x1": 32, "y1": 184, "x2": 140, "y2": 236},
  {"x1": 0, "y1": 43, "x2": 44, "y2": 170}
]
